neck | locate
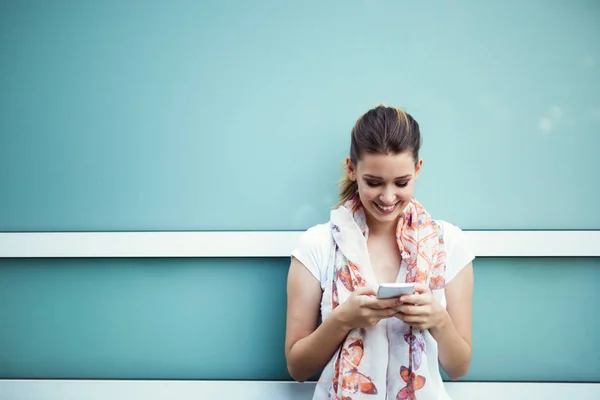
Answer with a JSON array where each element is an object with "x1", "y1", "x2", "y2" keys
[{"x1": 364, "y1": 213, "x2": 399, "y2": 237}]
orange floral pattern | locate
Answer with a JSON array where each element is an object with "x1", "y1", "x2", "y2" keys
[
  {"x1": 397, "y1": 366, "x2": 427, "y2": 400},
  {"x1": 332, "y1": 337, "x2": 378, "y2": 397},
  {"x1": 325, "y1": 195, "x2": 446, "y2": 399}
]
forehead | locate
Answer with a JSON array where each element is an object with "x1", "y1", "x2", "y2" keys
[{"x1": 357, "y1": 152, "x2": 415, "y2": 176}]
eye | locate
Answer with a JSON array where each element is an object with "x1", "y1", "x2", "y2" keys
[
  {"x1": 365, "y1": 181, "x2": 381, "y2": 187},
  {"x1": 396, "y1": 181, "x2": 409, "y2": 188}
]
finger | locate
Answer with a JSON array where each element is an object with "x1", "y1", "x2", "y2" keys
[
  {"x1": 393, "y1": 312, "x2": 404, "y2": 320},
  {"x1": 399, "y1": 293, "x2": 430, "y2": 306},
  {"x1": 412, "y1": 283, "x2": 430, "y2": 294},
  {"x1": 388, "y1": 307, "x2": 399, "y2": 316},
  {"x1": 378, "y1": 297, "x2": 404, "y2": 309},
  {"x1": 355, "y1": 286, "x2": 377, "y2": 296},
  {"x1": 377, "y1": 308, "x2": 398, "y2": 318},
  {"x1": 389, "y1": 305, "x2": 404, "y2": 313},
  {"x1": 395, "y1": 304, "x2": 429, "y2": 315},
  {"x1": 396, "y1": 313, "x2": 425, "y2": 324},
  {"x1": 394, "y1": 312, "x2": 411, "y2": 322},
  {"x1": 363, "y1": 297, "x2": 399, "y2": 310}
]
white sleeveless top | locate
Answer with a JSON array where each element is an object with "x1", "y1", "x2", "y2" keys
[{"x1": 291, "y1": 220, "x2": 475, "y2": 400}]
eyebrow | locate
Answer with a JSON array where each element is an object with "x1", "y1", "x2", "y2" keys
[{"x1": 363, "y1": 174, "x2": 412, "y2": 180}]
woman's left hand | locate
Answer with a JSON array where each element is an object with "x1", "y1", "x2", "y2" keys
[{"x1": 393, "y1": 283, "x2": 446, "y2": 330}]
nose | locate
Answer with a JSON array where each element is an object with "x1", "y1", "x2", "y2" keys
[{"x1": 380, "y1": 187, "x2": 397, "y2": 205}]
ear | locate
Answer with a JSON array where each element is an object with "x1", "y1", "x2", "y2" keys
[
  {"x1": 414, "y1": 158, "x2": 423, "y2": 180},
  {"x1": 345, "y1": 156, "x2": 357, "y2": 181}
]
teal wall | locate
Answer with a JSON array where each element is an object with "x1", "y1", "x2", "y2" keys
[
  {"x1": 1, "y1": 0, "x2": 599, "y2": 383},
  {"x1": 1, "y1": 0, "x2": 599, "y2": 231},
  {"x1": 1, "y1": 258, "x2": 599, "y2": 381}
]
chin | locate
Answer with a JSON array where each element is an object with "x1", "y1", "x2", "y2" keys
[{"x1": 377, "y1": 213, "x2": 402, "y2": 223}]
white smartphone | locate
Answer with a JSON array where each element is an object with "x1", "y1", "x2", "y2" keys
[{"x1": 376, "y1": 283, "x2": 416, "y2": 299}]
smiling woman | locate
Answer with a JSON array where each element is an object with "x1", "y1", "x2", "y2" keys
[{"x1": 285, "y1": 105, "x2": 474, "y2": 400}]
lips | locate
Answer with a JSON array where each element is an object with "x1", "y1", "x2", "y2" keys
[{"x1": 374, "y1": 201, "x2": 399, "y2": 214}]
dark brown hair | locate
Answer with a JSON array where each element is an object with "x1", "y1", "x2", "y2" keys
[{"x1": 338, "y1": 104, "x2": 422, "y2": 205}]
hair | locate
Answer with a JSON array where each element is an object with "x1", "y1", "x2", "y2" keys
[{"x1": 338, "y1": 104, "x2": 422, "y2": 205}]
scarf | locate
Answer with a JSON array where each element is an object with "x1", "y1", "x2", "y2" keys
[{"x1": 316, "y1": 196, "x2": 447, "y2": 400}]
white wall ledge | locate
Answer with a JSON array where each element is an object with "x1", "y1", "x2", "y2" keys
[
  {"x1": 1, "y1": 380, "x2": 599, "y2": 400},
  {"x1": 0, "y1": 230, "x2": 599, "y2": 258}
]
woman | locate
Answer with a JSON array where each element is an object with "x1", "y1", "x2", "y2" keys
[{"x1": 285, "y1": 105, "x2": 475, "y2": 400}]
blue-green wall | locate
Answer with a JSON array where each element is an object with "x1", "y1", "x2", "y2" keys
[
  {"x1": 1, "y1": 0, "x2": 599, "y2": 231},
  {"x1": 0, "y1": 258, "x2": 599, "y2": 381},
  {"x1": 1, "y1": 0, "x2": 599, "y2": 383}
]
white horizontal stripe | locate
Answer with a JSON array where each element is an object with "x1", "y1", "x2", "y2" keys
[
  {"x1": 0, "y1": 230, "x2": 598, "y2": 258},
  {"x1": 1, "y1": 380, "x2": 599, "y2": 400}
]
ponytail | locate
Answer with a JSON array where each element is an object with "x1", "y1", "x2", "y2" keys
[{"x1": 337, "y1": 161, "x2": 358, "y2": 207}]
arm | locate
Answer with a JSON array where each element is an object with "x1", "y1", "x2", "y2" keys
[
  {"x1": 430, "y1": 262, "x2": 474, "y2": 380},
  {"x1": 284, "y1": 257, "x2": 351, "y2": 382},
  {"x1": 284, "y1": 257, "x2": 400, "y2": 382}
]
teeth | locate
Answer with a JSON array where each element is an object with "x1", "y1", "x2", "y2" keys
[{"x1": 377, "y1": 203, "x2": 396, "y2": 211}]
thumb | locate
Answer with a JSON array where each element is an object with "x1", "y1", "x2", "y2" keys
[
  {"x1": 354, "y1": 285, "x2": 377, "y2": 296},
  {"x1": 413, "y1": 282, "x2": 431, "y2": 294}
]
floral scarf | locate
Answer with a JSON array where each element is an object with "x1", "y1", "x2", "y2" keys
[{"x1": 315, "y1": 196, "x2": 447, "y2": 400}]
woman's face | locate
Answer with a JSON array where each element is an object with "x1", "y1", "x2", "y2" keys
[{"x1": 347, "y1": 152, "x2": 422, "y2": 226}]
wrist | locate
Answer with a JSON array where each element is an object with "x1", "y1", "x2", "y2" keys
[
  {"x1": 429, "y1": 307, "x2": 450, "y2": 336},
  {"x1": 331, "y1": 306, "x2": 354, "y2": 333}
]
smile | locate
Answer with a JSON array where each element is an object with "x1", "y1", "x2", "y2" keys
[{"x1": 374, "y1": 202, "x2": 399, "y2": 213}]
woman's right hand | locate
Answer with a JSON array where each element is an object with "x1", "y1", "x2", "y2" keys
[{"x1": 333, "y1": 286, "x2": 400, "y2": 330}]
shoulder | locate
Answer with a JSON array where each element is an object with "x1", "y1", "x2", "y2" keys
[
  {"x1": 436, "y1": 220, "x2": 467, "y2": 248},
  {"x1": 297, "y1": 222, "x2": 333, "y2": 248},
  {"x1": 436, "y1": 220, "x2": 475, "y2": 284},
  {"x1": 291, "y1": 222, "x2": 333, "y2": 288}
]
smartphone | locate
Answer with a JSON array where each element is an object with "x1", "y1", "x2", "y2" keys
[{"x1": 376, "y1": 282, "x2": 415, "y2": 299}]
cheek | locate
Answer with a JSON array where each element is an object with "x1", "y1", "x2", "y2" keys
[
  {"x1": 357, "y1": 185, "x2": 377, "y2": 201},
  {"x1": 400, "y1": 185, "x2": 415, "y2": 200},
  {"x1": 398, "y1": 181, "x2": 417, "y2": 198}
]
